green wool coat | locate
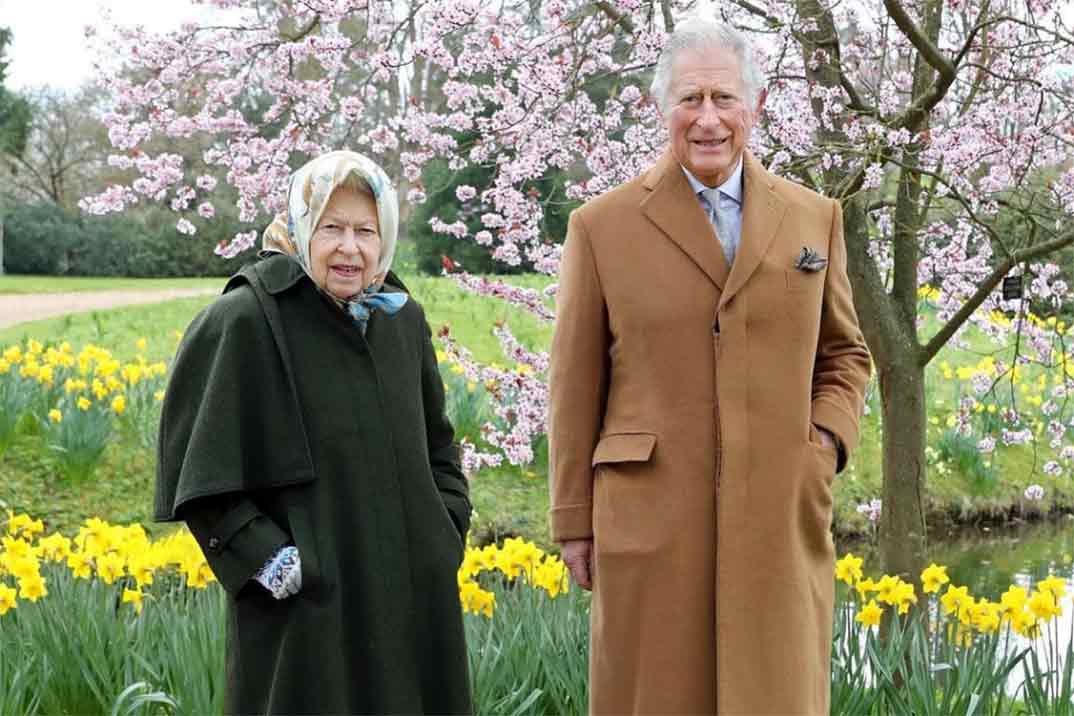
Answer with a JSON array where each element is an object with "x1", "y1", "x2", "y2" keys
[{"x1": 155, "y1": 254, "x2": 473, "y2": 715}]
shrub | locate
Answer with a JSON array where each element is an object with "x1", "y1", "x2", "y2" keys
[{"x1": 2, "y1": 201, "x2": 255, "y2": 277}]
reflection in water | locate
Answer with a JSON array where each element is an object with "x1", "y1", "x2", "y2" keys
[{"x1": 836, "y1": 517, "x2": 1074, "y2": 594}]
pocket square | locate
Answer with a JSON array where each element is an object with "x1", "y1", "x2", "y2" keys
[{"x1": 794, "y1": 247, "x2": 828, "y2": 272}]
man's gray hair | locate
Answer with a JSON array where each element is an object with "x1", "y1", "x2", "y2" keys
[{"x1": 649, "y1": 17, "x2": 765, "y2": 115}]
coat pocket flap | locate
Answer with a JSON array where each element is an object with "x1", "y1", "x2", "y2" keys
[{"x1": 591, "y1": 433, "x2": 657, "y2": 467}]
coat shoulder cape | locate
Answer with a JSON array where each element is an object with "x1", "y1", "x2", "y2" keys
[{"x1": 154, "y1": 255, "x2": 411, "y2": 521}]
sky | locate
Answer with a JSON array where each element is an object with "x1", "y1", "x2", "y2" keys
[
  {"x1": 3, "y1": 1, "x2": 1073, "y2": 92},
  {"x1": 0, "y1": 0, "x2": 212, "y2": 91}
]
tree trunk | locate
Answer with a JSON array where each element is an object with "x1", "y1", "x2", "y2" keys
[{"x1": 878, "y1": 359, "x2": 928, "y2": 583}]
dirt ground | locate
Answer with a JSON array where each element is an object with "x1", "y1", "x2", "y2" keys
[{"x1": 0, "y1": 288, "x2": 219, "y2": 331}]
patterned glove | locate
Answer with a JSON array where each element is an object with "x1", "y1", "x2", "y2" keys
[{"x1": 253, "y1": 545, "x2": 302, "y2": 599}]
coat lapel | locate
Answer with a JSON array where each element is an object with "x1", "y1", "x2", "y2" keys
[
  {"x1": 641, "y1": 152, "x2": 731, "y2": 290},
  {"x1": 718, "y1": 153, "x2": 787, "y2": 312}
]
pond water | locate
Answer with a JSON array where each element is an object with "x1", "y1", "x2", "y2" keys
[
  {"x1": 838, "y1": 516, "x2": 1074, "y2": 696},
  {"x1": 836, "y1": 516, "x2": 1074, "y2": 595}
]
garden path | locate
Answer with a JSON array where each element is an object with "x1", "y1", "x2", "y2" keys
[{"x1": 0, "y1": 288, "x2": 219, "y2": 330}]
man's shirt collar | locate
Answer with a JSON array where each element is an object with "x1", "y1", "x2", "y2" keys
[{"x1": 681, "y1": 157, "x2": 744, "y2": 203}]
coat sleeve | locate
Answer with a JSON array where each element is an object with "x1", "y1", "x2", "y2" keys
[
  {"x1": 420, "y1": 314, "x2": 471, "y2": 540},
  {"x1": 177, "y1": 493, "x2": 291, "y2": 596},
  {"x1": 155, "y1": 286, "x2": 312, "y2": 595},
  {"x1": 811, "y1": 199, "x2": 872, "y2": 472},
  {"x1": 548, "y1": 210, "x2": 610, "y2": 543}
]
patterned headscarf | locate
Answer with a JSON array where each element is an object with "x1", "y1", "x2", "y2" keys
[{"x1": 262, "y1": 150, "x2": 407, "y2": 332}]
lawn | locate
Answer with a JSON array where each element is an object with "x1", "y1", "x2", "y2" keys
[{"x1": 0, "y1": 275, "x2": 225, "y2": 294}]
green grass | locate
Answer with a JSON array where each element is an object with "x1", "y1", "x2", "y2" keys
[{"x1": 0, "y1": 275, "x2": 225, "y2": 294}]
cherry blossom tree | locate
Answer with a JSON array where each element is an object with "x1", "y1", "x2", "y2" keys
[{"x1": 81, "y1": 0, "x2": 1074, "y2": 579}]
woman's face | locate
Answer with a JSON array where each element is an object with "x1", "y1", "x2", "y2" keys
[{"x1": 310, "y1": 185, "x2": 382, "y2": 300}]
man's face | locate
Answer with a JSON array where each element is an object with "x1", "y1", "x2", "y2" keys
[{"x1": 664, "y1": 46, "x2": 762, "y2": 187}]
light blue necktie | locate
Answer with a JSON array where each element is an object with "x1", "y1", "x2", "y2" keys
[{"x1": 699, "y1": 188, "x2": 736, "y2": 266}]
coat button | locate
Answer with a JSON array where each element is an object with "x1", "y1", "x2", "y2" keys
[{"x1": 208, "y1": 537, "x2": 220, "y2": 550}]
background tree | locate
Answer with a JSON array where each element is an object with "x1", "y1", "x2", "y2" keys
[
  {"x1": 1, "y1": 86, "x2": 111, "y2": 210},
  {"x1": 82, "y1": 0, "x2": 1074, "y2": 577},
  {"x1": 0, "y1": 27, "x2": 31, "y2": 160}
]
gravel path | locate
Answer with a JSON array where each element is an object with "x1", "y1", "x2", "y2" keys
[{"x1": 0, "y1": 287, "x2": 220, "y2": 331}]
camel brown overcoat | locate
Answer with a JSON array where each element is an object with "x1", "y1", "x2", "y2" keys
[{"x1": 549, "y1": 151, "x2": 872, "y2": 715}]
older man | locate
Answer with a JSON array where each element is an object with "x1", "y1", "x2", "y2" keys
[{"x1": 548, "y1": 16, "x2": 872, "y2": 716}]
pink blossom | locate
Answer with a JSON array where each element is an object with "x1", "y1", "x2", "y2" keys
[{"x1": 856, "y1": 499, "x2": 882, "y2": 523}]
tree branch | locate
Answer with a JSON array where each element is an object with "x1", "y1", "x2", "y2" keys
[
  {"x1": 882, "y1": 0, "x2": 955, "y2": 78},
  {"x1": 595, "y1": 2, "x2": 635, "y2": 34},
  {"x1": 660, "y1": 0, "x2": 675, "y2": 33},
  {"x1": 920, "y1": 232, "x2": 1074, "y2": 364}
]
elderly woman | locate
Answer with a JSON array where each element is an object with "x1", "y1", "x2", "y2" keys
[{"x1": 154, "y1": 151, "x2": 472, "y2": 715}]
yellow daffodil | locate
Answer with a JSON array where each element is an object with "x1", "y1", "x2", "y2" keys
[
  {"x1": 77, "y1": 396, "x2": 92, "y2": 411},
  {"x1": 892, "y1": 581, "x2": 918, "y2": 614},
  {"x1": 48, "y1": 409, "x2": 62, "y2": 424},
  {"x1": 1027, "y1": 589, "x2": 1062, "y2": 622},
  {"x1": 0, "y1": 583, "x2": 16, "y2": 615},
  {"x1": 533, "y1": 558, "x2": 568, "y2": 598},
  {"x1": 9, "y1": 555, "x2": 40, "y2": 582},
  {"x1": 17, "y1": 573, "x2": 47, "y2": 602},
  {"x1": 121, "y1": 363, "x2": 144, "y2": 386},
  {"x1": 91, "y1": 379, "x2": 108, "y2": 400},
  {"x1": 2, "y1": 535, "x2": 33, "y2": 558},
  {"x1": 122, "y1": 588, "x2": 145, "y2": 614},
  {"x1": 6, "y1": 513, "x2": 33, "y2": 537},
  {"x1": 38, "y1": 534, "x2": 72, "y2": 562},
  {"x1": 96, "y1": 553, "x2": 126, "y2": 585},
  {"x1": 459, "y1": 580, "x2": 496, "y2": 618},
  {"x1": 971, "y1": 599, "x2": 1001, "y2": 634},
  {"x1": 941, "y1": 585, "x2": 971, "y2": 617},
  {"x1": 1036, "y1": 575, "x2": 1067, "y2": 600},
  {"x1": 921, "y1": 563, "x2": 950, "y2": 594},
  {"x1": 856, "y1": 599, "x2": 883, "y2": 627},
  {"x1": 875, "y1": 575, "x2": 901, "y2": 605},
  {"x1": 1010, "y1": 609, "x2": 1041, "y2": 639},
  {"x1": 135, "y1": 337, "x2": 148, "y2": 352},
  {"x1": 835, "y1": 553, "x2": 864, "y2": 586},
  {"x1": 855, "y1": 577, "x2": 878, "y2": 601},
  {"x1": 127, "y1": 555, "x2": 155, "y2": 588},
  {"x1": 111, "y1": 395, "x2": 127, "y2": 415},
  {"x1": 67, "y1": 552, "x2": 92, "y2": 579},
  {"x1": 1000, "y1": 585, "x2": 1029, "y2": 619}
]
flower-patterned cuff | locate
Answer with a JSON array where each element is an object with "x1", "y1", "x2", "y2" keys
[{"x1": 253, "y1": 545, "x2": 302, "y2": 599}]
